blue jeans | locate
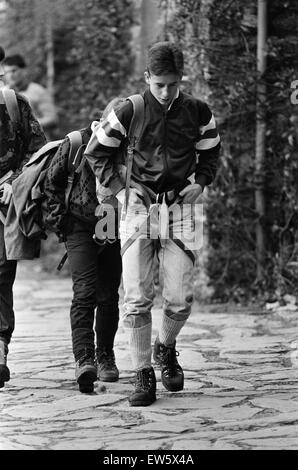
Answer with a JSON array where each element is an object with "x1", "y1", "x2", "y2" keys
[
  {"x1": 66, "y1": 219, "x2": 122, "y2": 360},
  {"x1": 119, "y1": 200, "x2": 196, "y2": 330}
]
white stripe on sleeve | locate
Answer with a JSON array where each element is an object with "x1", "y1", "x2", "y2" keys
[
  {"x1": 196, "y1": 134, "x2": 220, "y2": 151},
  {"x1": 199, "y1": 115, "x2": 216, "y2": 135}
]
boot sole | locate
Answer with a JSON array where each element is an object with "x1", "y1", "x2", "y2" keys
[
  {"x1": 129, "y1": 395, "x2": 156, "y2": 407},
  {"x1": 154, "y1": 359, "x2": 184, "y2": 392},
  {"x1": 97, "y1": 372, "x2": 119, "y2": 382},
  {"x1": 77, "y1": 369, "x2": 97, "y2": 394},
  {"x1": 98, "y1": 376, "x2": 119, "y2": 382},
  {"x1": 79, "y1": 382, "x2": 94, "y2": 393},
  {"x1": 161, "y1": 379, "x2": 184, "y2": 392},
  {"x1": 0, "y1": 365, "x2": 10, "y2": 387}
]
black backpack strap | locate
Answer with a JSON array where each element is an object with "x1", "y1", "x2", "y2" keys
[
  {"x1": 57, "y1": 250, "x2": 68, "y2": 271},
  {"x1": 65, "y1": 130, "x2": 83, "y2": 210},
  {"x1": 122, "y1": 94, "x2": 145, "y2": 217},
  {"x1": 57, "y1": 131, "x2": 83, "y2": 272},
  {"x1": 26, "y1": 140, "x2": 63, "y2": 166},
  {"x1": 1, "y1": 89, "x2": 21, "y2": 124}
]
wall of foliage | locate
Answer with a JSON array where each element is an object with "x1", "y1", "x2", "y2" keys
[{"x1": 160, "y1": 0, "x2": 298, "y2": 302}]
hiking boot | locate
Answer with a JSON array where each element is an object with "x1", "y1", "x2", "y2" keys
[
  {"x1": 96, "y1": 349, "x2": 119, "y2": 382},
  {"x1": 75, "y1": 350, "x2": 97, "y2": 393},
  {"x1": 153, "y1": 338, "x2": 184, "y2": 392},
  {"x1": 0, "y1": 340, "x2": 10, "y2": 388},
  {"x1": 129, "y1": 367, "x2": 156, "y2": 407}
]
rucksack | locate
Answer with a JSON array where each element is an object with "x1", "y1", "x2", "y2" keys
[
  {"x1": 6, "y1": 131, "x2": 83, "y2": 246},
  {"x1": 5, "y1": 94, "x2": 144, "y2": 264},
  {"x1": 93, "y1": 93, "x2": 145, "y2": 245},
  {"x1": 91, "y1": 94, "x2": 145, "y2": 244}
]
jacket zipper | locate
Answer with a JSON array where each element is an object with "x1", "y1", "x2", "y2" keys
[{"x1": 158, "y1": 110, "x2": 169, "y2": 193}]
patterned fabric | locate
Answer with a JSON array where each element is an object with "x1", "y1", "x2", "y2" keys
[
  {"x1": 0, "y1": 92, "x2": 46, "y2": 184},
  {"x1": 44, "y1": 127, "x2": 98, "y2": 234},
  {"x1": 84, "y1": 89, "x2": 221, "y2": 199}
]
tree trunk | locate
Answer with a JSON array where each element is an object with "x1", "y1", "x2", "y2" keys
[
  {"x1": 45, "y1": 5, "x2": 54, "y2": 98},
  {"x1": 255, "y1": 0, "x2": 267, "y2": 283}
]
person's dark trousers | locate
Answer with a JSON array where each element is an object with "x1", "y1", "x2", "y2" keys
[
  {"x1": 0, "y1": 258, "x2": 17, "y2": 346},
  {"x1": 65, "y1": 219, "x2": 122, "y2": 361}
]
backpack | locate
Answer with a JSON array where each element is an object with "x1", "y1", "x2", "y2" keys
[
  {"x1": 5, "y1": 130, "x2": 83, "y2": 260},
  {"x1": 5, "y1": 94, "x2": 144, "y2": 264},
  {"x1": 91, "y1": 94, "x2": 145, "y2": 245},
  {"x1": 95, "y1": 93, "x2": 145, "y2": 226},
  {"x1": 24, "y1": 131, "x2": 83, "y2": 239}
]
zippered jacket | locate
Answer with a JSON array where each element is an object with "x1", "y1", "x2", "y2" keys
[
  {"x1": 84, "y1": 89, "x2": 220, "y2": 201},
  {"x1": 0, "y1": 92, "x2": 46, "y2": 185}
]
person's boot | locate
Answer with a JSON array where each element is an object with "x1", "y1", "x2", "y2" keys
[
  {"x1": 153, "y1": 338, "x2": 184, "y2": 392},
  {"x1": 128, "y1": 367, "x2": 156, "y2": 406},
  {"x1": 0, "y1": 340, "x2": 10, "y2": 388},
  {"x1": 75, "y1": 349, "x2": 97, "y2": 393},
  {"x1": 96, "y1": 348, "x2": 119, "y2": 382}
]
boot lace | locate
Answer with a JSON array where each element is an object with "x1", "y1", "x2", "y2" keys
[
  {"x1": 160, "y1": 346, "x2": 180, "y2": 376},
  {"x1": 98, "y1": 350, "x2": 116, "y2": 370},
  {"x1": 78, "y1": 351, "x2": 94, "y2": 367},
  {"x1": 135, "y1": 368, "x2": 154, "y2": 392}
]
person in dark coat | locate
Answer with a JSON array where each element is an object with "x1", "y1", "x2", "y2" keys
[{"x1": 0, "y1": 46, "x2": 46, "y2": 388}]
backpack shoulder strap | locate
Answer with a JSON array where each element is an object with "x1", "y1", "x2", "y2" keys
[
  {"x1": 122, "y1": 94, "x2": 145, "y2": 217},
  {"x1": 1, "y1": 89, "x2": 21, "y2": 124},
  {"x1": 26, "y1": 140, "x2": 63, "y2": 167},
  {"x1": 127, "y1": 94, "x2": 145, "y2": 143},
  {"x1": 66, "y1": 130, "x2": 83, "y2": 172},
  {"x1": 65, "y1": 130, "x2": 83, "y2": 210}
]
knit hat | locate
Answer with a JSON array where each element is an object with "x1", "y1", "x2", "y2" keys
[{"x1": 0, "y1": 46, "x2": 5, "y2": 63}]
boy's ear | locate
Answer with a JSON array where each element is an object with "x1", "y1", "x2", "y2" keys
[{"x1": 144, "y1": 71, "x2": 150, "y2": 84}]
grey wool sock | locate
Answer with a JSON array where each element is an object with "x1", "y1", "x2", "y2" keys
[
  {"x1": 159, "y1": 315, "x2": 186, "y2": 346},
  {"x1": 127, "y1": 323, "x2": 152, "y2": 370}
]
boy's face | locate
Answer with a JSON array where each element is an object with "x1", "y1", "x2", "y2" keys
[
  {"x1": 145, "y1": 71, "x2": 181, "y2": 108},
  {"x1": 3, "y1": 65, "x2": 25, "y2": 88}
]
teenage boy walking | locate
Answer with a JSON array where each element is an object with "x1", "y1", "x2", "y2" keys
[
  {"x1": 44, "y1": 125, "x2": 122, "y2": 393},
  {"x1": 84, "y1": 42, "x2": 220, "y2": 406}
]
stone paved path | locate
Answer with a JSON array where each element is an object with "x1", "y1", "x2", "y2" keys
[{"x1": 0, "y1": 261, "x2": 298, "y2": 450}]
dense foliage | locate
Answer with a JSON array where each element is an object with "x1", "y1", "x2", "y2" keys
[
  {"x1": 2, "y1": 0, "x2": 298, "y2": 299},
  {"x1": 1, "y1": 0, "x2": 134, "y2": 133},
  {"x1": 160, "y1": 0, "x2": 298, "y2": 302},
  {"x1": 55, "y1": 0, "x2": 134, "y2": 133}
]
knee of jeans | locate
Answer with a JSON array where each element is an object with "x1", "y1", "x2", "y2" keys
[
  {"x1": 164, "y1": 294, "x2": 193, "y2": 321},
  {"x1": 96, "y1": 301, "x2": 119, "y2": 315},
  {"x1": 122, "y1": 310, "x2": 152, "y2": 329},
  {"x1": 96, "y1": 290, "x2": 119, "y2": 306},
  {"x1": 73, "y1": 285, "x2": 96, "y2": 307}
]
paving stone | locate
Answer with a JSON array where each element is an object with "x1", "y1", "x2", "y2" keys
[
  {"x1": 0, "y1": 437, "x2": 34, "y2": 450},
  {"x1": 5, "y1": 394, "x2": 127, "y2": 419},
  {"x1": 1, "y1": 261, "x2": 297, "y2": 450},
  {"x1": 250, "y1": 397, "x2": 298, "y2": 412},
  {"x1": 206, "y1": 376, "x2": 254, "y2": 390}
]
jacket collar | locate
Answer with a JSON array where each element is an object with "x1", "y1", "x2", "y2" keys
[{"x1": 144, "y1": 88, "x2": 182, "y2": 112}]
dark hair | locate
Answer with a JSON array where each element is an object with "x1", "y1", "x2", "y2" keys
[
  {"x1": 146, "y1": 41, "x2": 184, "y2": 77},
  {"x1": 3, "y1": 54, "x2": 26, "y2": 68},
  {"x1": 0, "y1": 46, "x2": 5, "y2": 62}
]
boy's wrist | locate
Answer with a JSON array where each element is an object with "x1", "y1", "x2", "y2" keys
[{"x1": 195, "y1": 174, "x2": 207, "y2": 192}]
